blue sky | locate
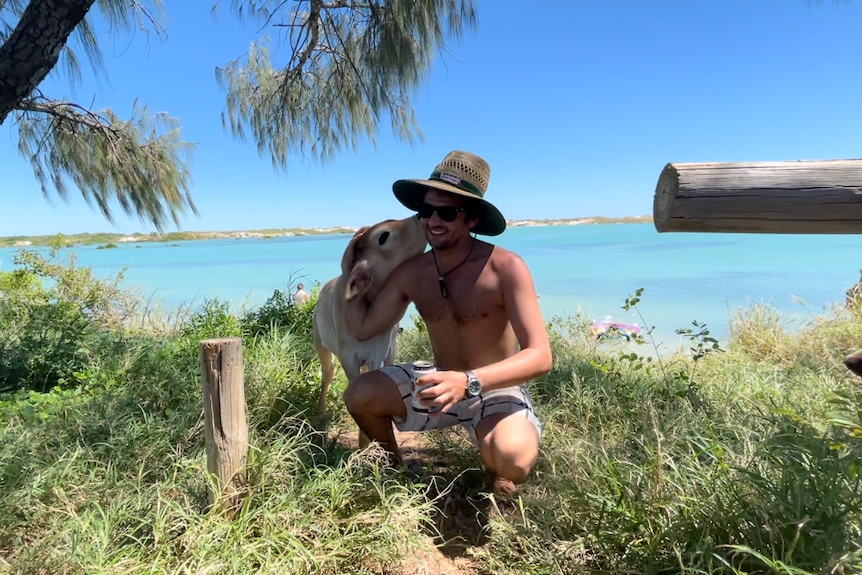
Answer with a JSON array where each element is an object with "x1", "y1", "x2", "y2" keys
[{"x1": 3, "y1": 0, "x2": 862, "y2": 236}]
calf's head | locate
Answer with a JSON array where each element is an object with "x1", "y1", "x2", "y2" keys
[{"x1": 345, "y1": 215, "x2": 426, "y2": 300}]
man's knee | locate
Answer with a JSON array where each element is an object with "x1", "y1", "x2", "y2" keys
[
  {"x1": 496, "y1": 431, "x2": 539, "y2": 477},
  {"x1": 342, "y1": 371, "x2": 375, "y2": 412},
  {"x1": 477, "y1": 414, "x2": 540, "y2": 482},
  {"x1": 342, "y1": 369, "x2": 404, "y2": 418}
]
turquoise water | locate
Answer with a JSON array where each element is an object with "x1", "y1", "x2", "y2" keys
[{"x1": 1, "y1": 223, "x2": 860, "y2": 349}]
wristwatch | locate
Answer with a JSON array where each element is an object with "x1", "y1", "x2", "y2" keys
[{"x1": 464, "y1": 370, "x2": 482, "y2": 398}]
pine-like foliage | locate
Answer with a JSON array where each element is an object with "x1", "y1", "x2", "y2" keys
[
  {"x1": 1, "y1": 0, "x2": 195, "y2": 230},
  {"x1": 1, "y1": 0, "x2": 476, "y2": 228},
  {"x1": 14, "y1": 99, "x2": 195, "y2": 229},
  {"x1": 216, "y1": 0, "x2": 477, "y2": 167}
]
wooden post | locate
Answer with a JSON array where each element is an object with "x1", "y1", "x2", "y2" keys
[
  {"x1": 200, "y1": 337, "x2": 248, "y2": 508},
  {"x1": 653, "y1": 159, "x2": 862, "y2": 233}
]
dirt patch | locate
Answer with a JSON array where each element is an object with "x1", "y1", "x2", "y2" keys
[
  {"x1": 392, "y1": 549, "x2": 480, "y2": 575},
  {"x1": 331, "y1": 427, "x2": 496, "y2": 575}
]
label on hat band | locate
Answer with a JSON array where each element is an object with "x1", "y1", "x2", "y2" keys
[
  {"x1": 429, "y1": 171, "x2": 484, "y2": 198},
  {"x1": 438, "y1": 172, "x2": 461, "y2": 186}
]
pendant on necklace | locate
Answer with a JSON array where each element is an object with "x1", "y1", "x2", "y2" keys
[
  {"x1": 438, "y1": 276, "x2": 449, "y2": 299},
  {"x1": 432, "y1": 238, "x2": 474, "y2": 300}
]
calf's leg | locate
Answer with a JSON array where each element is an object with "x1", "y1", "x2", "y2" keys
[{"x1": 316, "y1": 343, "x2": 336, "y2": 413}]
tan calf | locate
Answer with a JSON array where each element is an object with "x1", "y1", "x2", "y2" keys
[{"x1": 312, "y1": 216, "x2": 427, "y2": 434}]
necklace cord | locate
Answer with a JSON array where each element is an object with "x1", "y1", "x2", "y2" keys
[{"x1": 431, "y1": 239, "x2": 475, "y2": 299}]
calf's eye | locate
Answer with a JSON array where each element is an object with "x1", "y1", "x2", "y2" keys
[{"x1": 378, "y1": 231, "x2": 390, "y2": 246}]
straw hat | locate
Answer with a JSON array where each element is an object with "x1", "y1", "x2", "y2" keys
[{"x1": 392, "y1": 150, "x2": 506, "y2": 236}]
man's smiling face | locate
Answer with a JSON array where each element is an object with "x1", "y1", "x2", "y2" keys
[{"x1": 420, "y1": 188, "x2": 476, "y2": 248}]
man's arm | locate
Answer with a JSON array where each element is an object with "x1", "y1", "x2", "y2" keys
[
  {"x1": 469, "y1": 250, "x2": 552, "y2": 390},
  {"x1": 422, "y1": 249, "x2": 552, "y2": 414},
  {"x1": 341, "y1": 230, "x2": 413, "y2": 341},
  {"x1": 345, "y1": 270, "x2": 412, "y2": 341}
]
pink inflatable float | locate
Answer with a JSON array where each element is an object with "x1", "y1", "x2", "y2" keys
[{"x1": 590, "y1": 318, "x2": 642, "y2": 342}]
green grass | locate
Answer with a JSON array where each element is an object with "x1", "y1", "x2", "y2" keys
[{"x1": 1, "y1": 250, "x2": 861, "y2": 574}]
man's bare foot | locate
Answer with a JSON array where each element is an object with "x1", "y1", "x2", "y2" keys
[
  {"x1": 491, "y1": 476, "x2": 518, "y2": 498},
  {"x1": 485, "y1": 474, "x2": 519, "y2": 518}
]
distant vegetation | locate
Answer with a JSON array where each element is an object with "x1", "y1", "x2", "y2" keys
[
  {"x1": 1, "y1": 247, "x2": 860, "y2": 574},
  {"x1": 0, "y1": 228, "x2": 358, "y2": 248},
  {"x1": 0, "y1": 217, "x2": 653, "y2": 248}
]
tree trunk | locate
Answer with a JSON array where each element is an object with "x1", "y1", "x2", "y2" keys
[
  {"x1": 0, "y1": 0, "x2": 96, "y2": 124},
  {"x1": 200, "y1": 337, "x2": 248, "y2": 509},
  {"x1": 653, "y1": 160, "x2": 862, "y2": 234}
]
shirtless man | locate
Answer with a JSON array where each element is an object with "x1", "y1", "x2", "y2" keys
[
  {"x1": 293, "y1": 283, "x2": 310, "y2": 306},
  {"x1": 342, "y1": 150, "x2": 552, "y2": 494}
]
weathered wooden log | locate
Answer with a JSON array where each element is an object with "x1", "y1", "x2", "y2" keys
[
  {"x1": 200, "y1": 337, "x2": 248, "y2": 508},
  {"x1": 653, "y1": 159, "x2": 862, "y2": 233}
]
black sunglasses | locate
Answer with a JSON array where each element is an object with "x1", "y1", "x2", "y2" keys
[{"x1": 415, "y1": 203, "x2": 465, "y2": 222}]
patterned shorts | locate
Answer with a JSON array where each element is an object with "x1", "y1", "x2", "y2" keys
[{"x1": 381, "y1": 363, "x2": 542, "y2": 445}]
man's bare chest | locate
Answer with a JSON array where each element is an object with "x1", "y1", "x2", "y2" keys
[{"x1": 413, "y1": 270, "x2": 504, "y2": 325}]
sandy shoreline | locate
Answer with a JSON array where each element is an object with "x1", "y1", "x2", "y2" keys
[{"x1": 1, "y1": 216, "x2": 652, "y2": 248}]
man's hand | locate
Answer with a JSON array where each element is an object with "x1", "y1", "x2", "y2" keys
[
  {"x1": 414, "y1": 370, "x2": 469, "y2": 414},
  {"x1": 341, "y1": 226, "x2": 370, "y2": 276}
]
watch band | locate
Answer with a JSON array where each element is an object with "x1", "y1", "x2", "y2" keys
[{"x1": 464, "y1": 370, "x2": 481, "y2": 397}]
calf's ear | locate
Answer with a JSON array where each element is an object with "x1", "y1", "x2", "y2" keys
[{"x1": 345, "y1": 260, "x2": 374, "y2": 301}]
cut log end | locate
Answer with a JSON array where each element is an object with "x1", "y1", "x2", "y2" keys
[
  {"x1": 653, "y1": 163, "x2": 679, "y2": 233},
  {"x1": 201, "y1": 337, "x2": 242, "y2": 347}
]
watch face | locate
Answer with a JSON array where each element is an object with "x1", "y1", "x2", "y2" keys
[{"x1": 467, "y1": 376, "x2": 481, "y2": 396}]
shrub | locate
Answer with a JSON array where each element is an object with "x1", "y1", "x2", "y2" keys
[
  {"x1": 242, "y1": 284, "x2": 318, "y2": 338},
  {"x1": 0, "y1": 247, "x2": 138, "y2": 393},
  {"x1": 179, "y1": 298, "x2": 244, "y2": 343},
  {"x1": 244, "y1": 329, "x2": 321, "y2": 431},
  {"x1": 394, "y1": 314, "x2": 433, "y2": 364}
]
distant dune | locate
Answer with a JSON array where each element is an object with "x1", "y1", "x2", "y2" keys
[
  {"x1": 508, "y1": 215, "x2": 652, "y2": 227},
  {"x1": 0, "y1": 216, "x2": 653, "y2": 248}
]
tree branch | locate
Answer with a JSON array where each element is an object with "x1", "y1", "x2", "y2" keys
[
  {"x1": 285, "y1": 0, "x2": 321, "y2": 81},
  {"x1": 18, "y1": 97, "x2": 114, "y2": 133},
  {"x1": 0, "y1": 0, "x2": 97, "y2": 124}
]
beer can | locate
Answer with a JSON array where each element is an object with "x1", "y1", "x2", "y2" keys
[{"x1": 410, "y1": 361, "x2": 437, "y2": 412}]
